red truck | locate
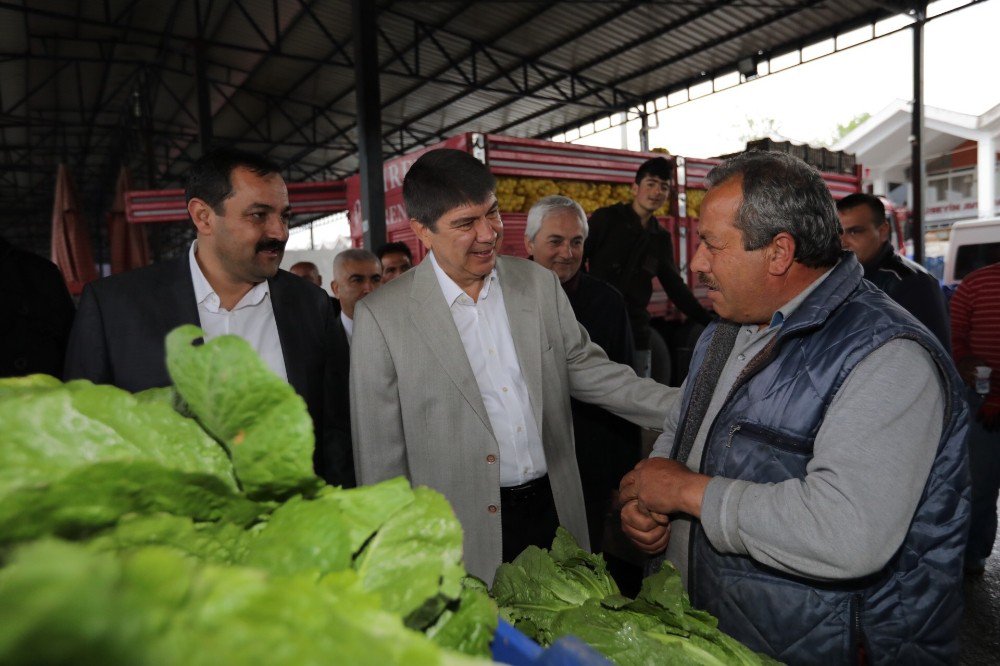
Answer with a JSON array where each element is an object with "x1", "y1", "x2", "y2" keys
[{"x1": 345, "y1": 133, "x2": 867, "y2": 383}]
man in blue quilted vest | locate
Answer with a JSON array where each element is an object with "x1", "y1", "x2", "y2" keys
[{"x1": 619, "y1": 150, "x2": 970, "y2": 664}]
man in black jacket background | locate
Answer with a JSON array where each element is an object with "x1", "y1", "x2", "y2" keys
[
  {"x1": 837, "y1": 192, "x2": 950, "y2": 350},
  {"x1": 0, "y1": 236, "x2": 75, "y2": 378}
]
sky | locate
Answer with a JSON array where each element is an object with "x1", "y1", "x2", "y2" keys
[{"x1": 566, "y1": 0, "x2": 1000, "y2": 158}]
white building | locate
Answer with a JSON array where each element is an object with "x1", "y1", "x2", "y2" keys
[{"x1": 835, "y1": 99, "x2": 1000, "y2": 230}]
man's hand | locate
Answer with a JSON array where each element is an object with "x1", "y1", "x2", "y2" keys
[
  {"x1": 620, "y1": 499, "x2": 670, "y2": 554},
  {"x1": 619, "y1": 457, "x2": 711, "y2": 518}
]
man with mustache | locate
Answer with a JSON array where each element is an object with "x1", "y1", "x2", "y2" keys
[
  {"x1": 65, "y1": 148, "x2": 348, "y2": 484},
  {"x1": 350, "y1": 149, "x2": 676, "y2": 583},
  {"x1": 618, "y1": 151, "x2": 969, "y2": 663}
]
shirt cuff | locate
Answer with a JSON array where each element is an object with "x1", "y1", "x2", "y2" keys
[{"x1": 701, "y1": 477, "x2": 753, "y2": 556}]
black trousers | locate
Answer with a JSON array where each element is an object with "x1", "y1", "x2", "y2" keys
[{"x1": 500, "y1": 474, "x2": 560, "y2": 563}]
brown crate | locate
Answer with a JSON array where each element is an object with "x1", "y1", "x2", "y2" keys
[
  {"x1": 839, "y1": 152, "x2": 857, "y2": 175},
  {"x1": 823, "y1": 148, "x2": 840, "y2": 172}
]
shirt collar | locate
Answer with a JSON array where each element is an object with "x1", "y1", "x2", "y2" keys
[
  {"x1": 767, "y1": 264, "x2": 837, "y2": 329},
  {"x1": 428, "y1": 251, "x2": 497, "y2": 306},
  {"x1": 188, "y1": 240, "x2": 270, "y2": 313},
  {"x1": 340, "y1": 310, "x2": 353, "y2": 342}
]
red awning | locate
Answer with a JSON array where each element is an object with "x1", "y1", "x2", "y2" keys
[
  {"x1": 50, "y1": 164, "x2": 97, "y2": 295},
  {"x1": 108, "y1": 167, "x2": 150, "y2": 274}
]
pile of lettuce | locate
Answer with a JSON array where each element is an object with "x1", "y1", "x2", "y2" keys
[
  {"x1": 492, "y1": 528, "x2": 781, "y2": 666},
  {"x1": 0, "y1": 326, "x2": 495, "y2": 666}
]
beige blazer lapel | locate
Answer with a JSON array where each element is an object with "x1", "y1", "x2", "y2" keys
[
  {"x1": 409, "y1": 259, "x2": 495, "y2": 438},
  {"x1": 496, "y1": 258, "x2": 545, "y2": 432}
]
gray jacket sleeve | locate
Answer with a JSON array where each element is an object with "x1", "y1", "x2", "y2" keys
[
  {"x1": 349, "y1": 299, "x2": 410, "y2": 485},
  {"x1": 699, "y1": 339, "x2": 944, "y2": 581},
  {"x1": 556, "y1": 269, "x2": 680, "y2": 430}
]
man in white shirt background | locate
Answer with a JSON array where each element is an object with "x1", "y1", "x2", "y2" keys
[
  {"x1": 64, "y1": 147, "x2": 348, "y2": 486},
  {"x1": 330, "y1": 248, "x2": 382, "y2": 344}
]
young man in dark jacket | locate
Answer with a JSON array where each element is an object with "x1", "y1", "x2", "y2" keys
[{"x1": 584, "y1": 157, "x2": 711, "y2": 376}]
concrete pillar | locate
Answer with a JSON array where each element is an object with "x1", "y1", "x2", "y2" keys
[
  {"x1": 872, "y1": 171, "x2": 889, "y2": 196},
  {"x1": 977, "y1": 135, "x2": 996, "y2": 218}
]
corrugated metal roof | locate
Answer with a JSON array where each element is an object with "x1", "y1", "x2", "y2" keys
[{"x1": 0, "y1": 0, "x2": 930, "y2": 256}]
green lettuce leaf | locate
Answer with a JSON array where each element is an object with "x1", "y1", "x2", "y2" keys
[
  {"x1": 165, "y1": 326, "x2": 320, "y2": 500},
  {"x1": 0, "y1": 379, "x2": 237, "y2": 499},
  {"x1": 85, "y1": 513, "x2": 249, "y2": 564},
  {"x1": 425, "y1": 577, "x2": 498, "y2": 657},
  {"x1": 240, "y1": 494, "x2": 353, "y2": 575},
  {"x1": 492, "y1": 530, "x2": 782, "y2": 665},
  {"x1": 354, "y1": 486, "x2": 465, "y2": 628},
  {"x1": 0, "y1": 461, "x2": 263, "y2": 546},
  {"x1": 0, "y1": 540, "x2": 491, "y2": 666}
]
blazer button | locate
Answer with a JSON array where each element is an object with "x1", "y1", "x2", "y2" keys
[
  {"x1": 486, "y1": 454, "x2": 497, "y2": 464},
  {"x1": 487, "y1": 504, "x2": 498, "y2": 514}
]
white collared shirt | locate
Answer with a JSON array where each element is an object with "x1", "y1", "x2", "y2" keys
[
  {"x1": 428, "y1": 252, "x2": 546, "y2": 486},
  {"x1": 340, "y1": 311, "x2": 353, "y2": 345},
  {"x1": 188, "y1": 242, "x2": 288, "y2": 381}
]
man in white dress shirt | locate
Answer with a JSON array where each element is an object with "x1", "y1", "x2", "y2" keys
[
  {"x1": 349, "y1": 149, "x2": 676, "y2": 582},
  {"x1": 64, "y1": 148, "x2": 346, "y2": 484}
]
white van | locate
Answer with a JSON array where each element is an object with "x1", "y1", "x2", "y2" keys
[{"x1": 943, "y1": 216, "x2": 1000, "y2": 285}]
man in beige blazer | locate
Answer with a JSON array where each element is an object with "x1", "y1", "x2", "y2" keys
[{"x1": 350, "y1": 149, "x2": 677, "y2": 583}]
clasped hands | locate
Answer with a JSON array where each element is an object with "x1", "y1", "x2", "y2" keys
[{"x1": 617, "y1": 457, "x2": 711, "y2": 555}]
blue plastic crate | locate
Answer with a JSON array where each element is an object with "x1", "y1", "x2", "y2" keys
[{"x1": 491, "y1": 620, "x2": 612, "y2": 666}]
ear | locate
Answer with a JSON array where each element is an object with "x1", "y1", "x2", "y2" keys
[
  {"x1": 410, "y1": 218, "x2": 433, "y2": 250},
  {"x1": 330, "y1": 280, "x2": 341, "y2": 299},
  {"x1": 630, "y1": 182, "x2": 640, "y2": 198},
  {"x1": 187, "y1": 198, "x2": 215, "y2": 235},
  {"x1": 523, "y1": 235, "x2": 534, "y2": 256},
  {"x1": 767, "y1": 232, "x2": 796, "y2": 276},
  {"x1": 878, "y1": 222, "x2": 890, "y2": 244}
]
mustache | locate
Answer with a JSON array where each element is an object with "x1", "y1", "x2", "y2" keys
[
  {"x1": 255, "y1": 238, "x2": 286, "y2": 253},
  {"x1": 697, "y1": 272, "x2": 718, "y2": 290}
]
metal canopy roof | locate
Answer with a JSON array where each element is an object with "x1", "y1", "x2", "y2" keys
[{"x1": 1, "y1": 0, "x2": 923, "y2": 256}]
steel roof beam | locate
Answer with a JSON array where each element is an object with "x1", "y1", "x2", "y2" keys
[
  {"x1": 300, "y1": 2, "x2": 641, "y2": 177},
  {"x1": 542, "y1": 4, "x2": 890, "y2": 139}
]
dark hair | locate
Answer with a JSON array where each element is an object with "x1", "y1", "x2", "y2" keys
[
  {"x1": 706, "y1": 151, "x2": 842, "y2": 268},
  {"x1": 634, "y1": 156, "x2": 673, "y2": 185},
  {"x1": 403, "y1": 149, "x2": 496, "y2": 230},
  {"x1": 836, "y1": 192, "x2": 886, "y2": 228},
  {"x1": 185, "y1": 147, "x2": 282, "y2": 213},
  {"x1": 375, "y1": 241, "x2": 413, "y2": 262}
]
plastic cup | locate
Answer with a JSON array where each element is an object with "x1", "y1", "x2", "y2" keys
[{"x1": 975, "y1": 366, "x2": 992, "y2": 395}]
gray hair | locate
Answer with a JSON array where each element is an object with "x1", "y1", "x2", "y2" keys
[
  {"x1": 525, "y1": 195, "x2": 588, "y2": 241},
  {"x1": 706, "y1": 151, "x2": 842, "y2": 268},
  {"x1": 333, "y1": 248, "x2": 380, "y2": 276}
]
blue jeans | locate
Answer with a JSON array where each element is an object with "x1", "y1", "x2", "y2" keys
[{"x1": 966, "y1": 393, "x2": 1000, "y2": 563}]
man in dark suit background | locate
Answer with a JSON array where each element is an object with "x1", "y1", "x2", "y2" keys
[
  {"x1": 1, "y1": 235, "x2": 76, "y2": 378},
  {"x1": 321, "y1": 247, "x2": 384, "y2": 488},
  {"x1": 524, "y1": 195, "x2": 641, "y2": 583},
  {"x1": 64, "y1": 147, "x2": 351, "y2": 486}
]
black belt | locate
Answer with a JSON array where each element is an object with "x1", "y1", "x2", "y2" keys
[{"x1": 501, "y1": 474, "x2": 551, "y2": 507}]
